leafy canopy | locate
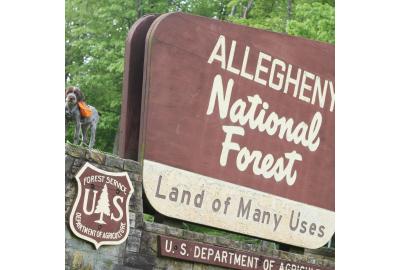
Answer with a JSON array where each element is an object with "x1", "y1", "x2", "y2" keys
[{"x1": 66, "y1": 0, "x2": 334, "y2": 152}]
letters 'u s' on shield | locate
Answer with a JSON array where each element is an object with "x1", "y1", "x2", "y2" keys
[
  {"x1": 69, "y1": 162, "x2": 134, "y2": 249},
  {"x1": 139, "y1": 13, "x2": 334, "y2": 249}
]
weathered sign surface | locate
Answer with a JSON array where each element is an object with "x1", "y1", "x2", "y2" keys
[
  {"x1": 69, "y1": 162, "x2": 134, "y2": 249},
  {"x1": 140, "y1": 13, "x2": 334, "y2": 248},
  {"x1": 159, "y1": 235, "x2": 334, "y2": 270}
]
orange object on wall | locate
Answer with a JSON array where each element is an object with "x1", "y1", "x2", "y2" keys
[{"x1": 78, "y1": 101, "x2": 92, "y2": 118}]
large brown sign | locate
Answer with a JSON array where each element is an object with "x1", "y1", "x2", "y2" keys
[
  {"x1": 159, "y1": 236, "x2": 334, "y2": 270},
  {"x1": 69, "y1": 162, "x2": 134, "y2": 249},
  {"x1": 140, "y1": 13, "x2": 334, "y2": 248}
]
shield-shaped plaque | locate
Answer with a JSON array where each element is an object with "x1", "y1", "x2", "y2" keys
[{"x1": 69, "y1": 162, "x2": 134, "y2": 249}]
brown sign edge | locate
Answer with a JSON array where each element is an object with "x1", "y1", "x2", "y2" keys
[
  {"x1": 138, "y1": 12, "x2": 172, "y2": 166},
  {"x1": 118, "y1": 14, "x2": 159, "y2": 160}
]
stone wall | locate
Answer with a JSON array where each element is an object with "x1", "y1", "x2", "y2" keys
[{"x1": 65, "y1": 144, "x2": 335, "y2": 270}]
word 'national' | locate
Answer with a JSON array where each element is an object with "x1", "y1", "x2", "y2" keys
[{"x1": 207, "y1": 75, "x2": 322, "y2": 152}]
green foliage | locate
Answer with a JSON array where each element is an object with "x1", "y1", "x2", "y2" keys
[
  {"x1": 288, "y1": 2, "x2": 335, "y2": 43},
  {"x1": 65, "y1": 0, "x2": 334, "y2": 153},
  {"x1": 229, "y1": 16, "x2": 287, "y2": 33},
  {"x1": 143, "y1": 213, "x2": 155, "y2": 222},
  {"x1": 66, "y1": 0, "x2": 136, "y2": 151},
  {"x1": 227, "y1": 0, "x2": 334, "y2": 43}
]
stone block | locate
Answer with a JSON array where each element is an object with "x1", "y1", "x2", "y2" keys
[
  {"x1": 94, "y1": 254, "x2": 123, "y2": 270},
  {"x1": 66, "y1": 144, "x2": 87, "y2": 159},
  {"x1": 154, "y1": 257, "x2": 173, "y2": 269},
  {"x1": 133, "y1": 213, "x2": 144, "y2": 229},
  {"x1": 65, "y1": 182, "x2": 77, "y2": 208},
  {"x1": 124, "y1": 159, "x2": 141, "y2": 173},
  {"x1": 127, "y1": 172, "x2": 139, "y2": 181},
  {"x1": 131, "y1": 181, "x2": 143, "y2": 213},
  {"x1": 193, "y1": 264, "x2": 225, "y2": 270},
  {"x1": 203, "y1": 235, "x2": 217, "y2": 245},
  {"x1": 105, "y1": 155, "x2": 125, "y2": 170},
  {"x1": 166, "y1": 226, "x2": 184, "y2": 238},
  {"x1": 97, "y1": 243, "x2": 126, "y2": 258},
  {"x1": 129, "y1": 212, "x2": 136, "y2": 229},
  {"x1": 69, "y1": 250, "x2": 95, "y2": 270},
  {"x1": 126, "y1": 232, "x2": 141, "y2": 253},
  {"x1": 73, "y1": 159, "x2": 85, "y2": 169},
  {"x1": 259, "y1": 240, "x2": 277, "y2": 252},
  {"x1": 128, "y1": 228, "x2": 142, "y2": 238},
  {"x1": 216, "y1": 236, "x2": 231, "y2": 247},
  {"x1": 112, "y1": 265, "x2": 135, "y2": 270},
  {"x1": 139, "y1": 231, "x2": 158, "y2": 255},
  {"x1": 66, "y1": 155, "x2": 75, "y2": 173},
  {"x1": 183, "y1": 230, "x2": 204, "y2": 242},
  {"x1": 67, "y1": 227, "x2": 97, "y2": 253},
  {"x1": 192, "y1": 264, "x2": 206, "y2": 270},
  {"x1": 241, "y1": 242, "x2": 256, "y2": 252},
  {"x1": 94, "y1": 258, "x2": 115, "y2": 270},
  {"x1": 97, "y1": 164, "x2": 121, "y2": 172},
  {"x1": 86, "y1": 150, "x2": 106, "y2": 165},
  {"x1": 65, "y1": 226, "x2": 73, "y2": 240},
  {"x1": 144, "y1": 222, "x2": 167, "y2": 235},
  {"x1": 165, "y1": 260, "x2": 193, "y2": 270},
  {"x1": 124, "y1": 253, "x2": 155, "y2": 269}
]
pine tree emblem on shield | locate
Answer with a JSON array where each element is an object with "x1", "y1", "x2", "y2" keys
[{"x1": 69, "y1": 162, "x2": 134, "y2": 249}]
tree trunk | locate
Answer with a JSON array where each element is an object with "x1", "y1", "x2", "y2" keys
[
  {"x1": 286, "y1": 0, "x2": 293, "y2": 32},
  {"x1": 230, "y1": 5, "x2": 236, "y2": 17},
  {"x1": 95, "y1": 212, "x2": 106, "y2": 224},
  {"x1": 112, "y1": 121, "x2": 120, "y2": 155},
  {"x1": 242, "y1": 0, "x2": 254, "y2": 19},
  {"x1": 136, "y1": 0, "x2": 142, "y2": 18}
]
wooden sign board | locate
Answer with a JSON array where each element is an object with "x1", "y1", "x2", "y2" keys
[
  {"x1": 139, "y1": 13, "x2": 334, "y2": 248},
  {"x1": 159, "y1": 235, "x2": 334, "y2": 270}
]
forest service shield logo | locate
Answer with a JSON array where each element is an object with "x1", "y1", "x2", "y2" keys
[{"x1": 69, "y1": 162, "x2": 134, "y2": 249}]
